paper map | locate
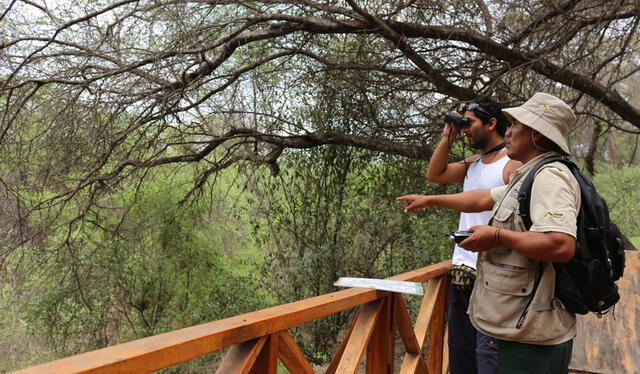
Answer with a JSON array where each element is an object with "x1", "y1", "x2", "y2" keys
[{"x1": 334, "y1": 277, "x2": 424, "y2": 295}]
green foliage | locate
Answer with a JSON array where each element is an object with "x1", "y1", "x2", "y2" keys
[
  {"x1": 592, "y1": 163, "x2": 640, "y2": 242},
  {"x1": 243, "y1": 67, "x2": 461, "y2": 363},
  {"x1": 1, "y1": 168, "x2": 268, "y2": 371},
  {"x1": 251, "y1": 146, "x2": 457, "y2": 363}
]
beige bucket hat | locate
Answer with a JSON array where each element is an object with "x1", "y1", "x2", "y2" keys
[{"x1": 502, "y1": 92, "x2": 575, "y2": 154}]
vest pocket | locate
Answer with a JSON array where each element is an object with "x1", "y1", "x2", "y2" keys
[
  {"x1": 482, "y1": 261, "x2": 535, "y2": 296},
  {"x1": 492, "y1": 205, "x2": 513, "y2": 223},
  {"x1": 472, "y1": 261, "x2": 536, "y2": 326},
  {"x1": 491, "y1": 185, "x2": 519, "y2": 223}
]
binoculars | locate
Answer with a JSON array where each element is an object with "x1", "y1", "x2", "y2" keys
[{"x1": 443, "y1": 112, "x2": 469, "y2": 129}]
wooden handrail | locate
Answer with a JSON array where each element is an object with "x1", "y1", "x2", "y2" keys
[{"x1": 11, "y1": 260, "x2": 451, "y2": 374}]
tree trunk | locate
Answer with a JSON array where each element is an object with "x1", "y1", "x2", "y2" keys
[{"x1": 585, "y1": 123, "x2": 602, "y2": 175}]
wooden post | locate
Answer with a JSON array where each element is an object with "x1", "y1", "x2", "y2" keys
[
  {"x1": 394, "y1": 293, "x2": 427, "y2": 374},
  {"x1": 442, "y1": 327, "x2": 449, "y2": 374},
  {"x1": 366, "y1": 296, "x2": 395, "y2": 374},
  {"x1": 216, "y1": 336, "x2": 268, "y2": 374},
  {"x1": 427, "y1": 275, "x2": 449, "y2": 374},
  {"x1": 277, "y1": 330, "x2": 314, "y2": 374},
  {"x1": 325, "y1": 319, "x2": 355, "y2": 374},
  {"x1": 399, "y1": 277, "x2": 446, "y2": 374},
  {"x1": 334, "y1": 299, "x2": 384, "y2": 373},
  {"x1": 248, "y1": 333, "x2": 278, "y2": 374}
]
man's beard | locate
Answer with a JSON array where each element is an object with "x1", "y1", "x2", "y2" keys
[{"x1": 468, "y1": 134, "x2": 489, "y2": 150}]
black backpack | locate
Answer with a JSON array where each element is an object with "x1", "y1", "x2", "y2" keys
[{"x1": 517, "y1": 157, "x2": 625, "y2": 316}]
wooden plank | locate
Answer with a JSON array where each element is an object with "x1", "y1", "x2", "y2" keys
[
  {"x1": 393, "y1": 293, "x2": 421, "y2": 355},
  {"x1": 426, "y1": 275, "x2": 449, "y2": 374},
  {"x1": 387, "y1": 260, "x2": 452, "y2": 283},
  {"x1": 335, "y1": 300, "x2": 384, "y2": 374},
  {"x1": 394, "y1": 294, "x2": 428, "y2": 374},
  {"x1": 570, "y1": 250, "x2": 639, "y2": 374},
  {"x1": 442, "y1": 327, "x2": 449, "y2": 374},
  {"x1": 277, "y1": 330, "x2": 314, "y2": 374},
  {"x1": 398, "y1": 283, "x2": 436, "y2": 374},
  {"x1": 366, "y1": 296, "x2": 395, "y2": 374},
  {"x1": 11, "y1": 261, "x2": 450, "y2": 374},
  {"x1": 399, "y1": 354, "x2": 428, "y2": 374},
  {"x1": 215, "y1": 336, "x2": 267, "y2": 374},
  {"x1": 414, "y1": 277, "x2": 444, "y2": 345},
  {"x1": 248, "y1": 334, "x2": 277, "y2": 374},
  {"x1": 325, "y1": 316, "x2": 356, "y2": 374}
]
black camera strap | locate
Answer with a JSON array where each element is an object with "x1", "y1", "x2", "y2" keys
[{"x1": 482, "y1": 141, "x2": 507, "y2": 156}]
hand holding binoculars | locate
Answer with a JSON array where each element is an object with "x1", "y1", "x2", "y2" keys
[{"x1": 443, "y1": 112, "x2": 469, "y2": 129}]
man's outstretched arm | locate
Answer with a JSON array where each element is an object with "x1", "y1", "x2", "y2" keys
[{"x1": 396, "y1": 189, "x2": 494, "y2": 213}]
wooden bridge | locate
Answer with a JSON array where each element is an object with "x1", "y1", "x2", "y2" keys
[{"x1": 10, "y1": 252, "x2": 639, "y2": 373}]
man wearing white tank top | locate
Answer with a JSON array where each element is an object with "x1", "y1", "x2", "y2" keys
[{"x1": 427, "y1": 97, "x2": 521, "y2": 374}]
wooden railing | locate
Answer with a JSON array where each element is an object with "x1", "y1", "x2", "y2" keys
[{"x1": 12, "y1": 260, "x2": 451, "y2": 374}]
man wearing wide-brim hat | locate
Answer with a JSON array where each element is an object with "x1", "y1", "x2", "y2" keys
[{"x1": 397, "y1": 92, "x2": 580, "y2": 373}]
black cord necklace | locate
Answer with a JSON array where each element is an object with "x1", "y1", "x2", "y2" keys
[{"x1": 482, "y1": 141, "x2": 507, "y2": 156}]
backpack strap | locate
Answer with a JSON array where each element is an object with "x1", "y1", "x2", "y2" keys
[
  {"x1": 517, "y1": 156, "x2": 575, "y2": 230},
  {"x1": 517, "y1": 156, "x2": 586, "y2": 260},
  {"x1": 514, "y1": 157, "x2": 578, "y2": 323}
]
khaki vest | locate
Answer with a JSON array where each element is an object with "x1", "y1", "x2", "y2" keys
[{"x1": 468, "y1": 153, "x2": 576, "y2": 345}]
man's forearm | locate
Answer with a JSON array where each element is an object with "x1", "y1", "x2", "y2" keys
[
  {"x1": 437, "y1": 190, "x2": 494, "y2": 213},
  {"x1": 426, "y1": 136, "x2": 451, "y2": 181},
  {"x1": 431, "y1": 189, "x2": 494, "y2": 212},
  {"x1": 498, "y1": 230, "x2": 575, "y2": 263},
  {"x1": 397, "y1": 189, "x2": 494, "y2": 213}
]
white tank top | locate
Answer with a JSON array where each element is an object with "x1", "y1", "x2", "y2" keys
[{"x1": 452, "y1": 154, "x2": 510, "y2": 268}]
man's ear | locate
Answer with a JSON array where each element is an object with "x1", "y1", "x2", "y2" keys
[
  {"x1": 532, "y1": 130, "x2": 545, "y2": 142},
  {"x1": 485, "y1": 117, "x2": 497, "y2": 131},
  {"x1": 532, "y1": 130, "x2": 554, "y2": 148}
]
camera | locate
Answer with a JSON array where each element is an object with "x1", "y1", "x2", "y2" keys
[{"x1": 443, "y1": 112, "x2": 469, "y2": 129}]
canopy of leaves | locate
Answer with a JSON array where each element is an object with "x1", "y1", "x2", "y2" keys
[{"x1": 1, "y1": 0, "x2": 639, "y2": 207}]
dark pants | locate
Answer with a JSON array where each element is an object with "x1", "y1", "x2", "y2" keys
[
  {"x1": 448, "y1": 287, "x2": 498, "y2": 374},
  {"x1": 497, "y1": 339, "x2": 573, "y2": 374}
]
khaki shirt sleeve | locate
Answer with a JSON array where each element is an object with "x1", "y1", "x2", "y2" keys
[
  {"x1": 529, "y1": 165, "x2": 581, "y2": 238},
  {"x1": 490, "y1": 185, "x2": 508, "y2": 203}
]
